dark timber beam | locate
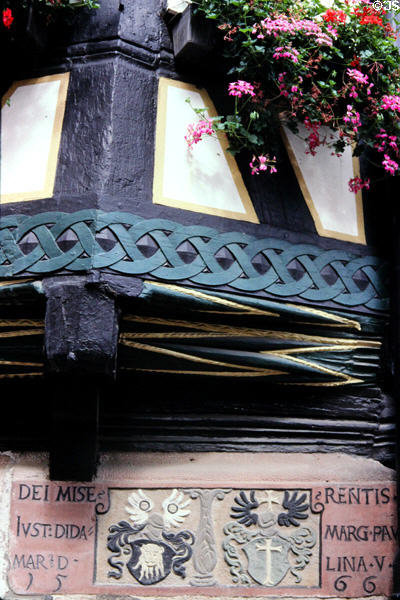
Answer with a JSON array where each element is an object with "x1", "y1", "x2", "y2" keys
[
  {"x1": 44, "y1": 277, "x2": 119, "y2": 481},
  {"x1": 44, "y1": 277, "x2": 119, "y2": 377},
  {"x1": 49, "y1": 376, "x2": 99, "y2": 482}
]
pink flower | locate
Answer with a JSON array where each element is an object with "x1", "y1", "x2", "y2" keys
[
  {"x1": 273, "y1": 46, "x2": 299, "y2": 63},
  {"x1": 347, "y1": 68, "x2": 369, "y2": 84},
  {"x1": 389, "y1": 136, "x2": 398, "y2": 152},
  {"x1": 349, "y1": 86, "x2": 358, "y2": 99},
  {"x1": 316, "y1": 33, "x2": 334, "y2": 46},
  {"x1": 185, "y1": 120, "x2": 214, "y2": 148},
  {"x1": 382, "y1": 154, "x2": 399, "y2": 174},
  {"x1": 249, "y1": 155, "x2": 277, "y2": 175},
  {"x1": 343, "y1": 105, "x2": 361, "y2": 133},
  {"x1": 260, "y1": 15, "x2": 333, "y2": 46},
  {"x1": 304, "y1": 118, "x2": 323, "y2": 155},
  {"x1": 348, "y1": 177, "x2": 370, "y2": 193},
  {"x1": 228, "y1": 81, "x2": 256, "y2": 98},
  {"x1": 381, "y1": 95, "x2": 400, "y2": 111},
  {"x1": 326, "y1": 24, "x2": 338, "y2": 37},
  {"x1": 374, "y1": 129, "x2": 399, "y2": 154},
  {"x1": 258, "y1": 155, "x2": 268, "y2": 171}
]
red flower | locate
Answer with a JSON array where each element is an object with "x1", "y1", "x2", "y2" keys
[
  {"x1": 350, "y1": 56, "x2": 361, "y2": 67},
  {"x1": 322, "y1": 9, "x2": 346, "y2": 24},
  {"x1": 354, "y1": 6, "x2": 384, "y2": 26},
  {"x1": 360, "y1": 14, "x2": 384, "y2": 25},
  {"x1": 2, "y1": 7, "x2": 13, "y2": 29}
]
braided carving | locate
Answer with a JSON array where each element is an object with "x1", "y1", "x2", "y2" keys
[{"x1": 0, "y1": 210, "x2": 388, "y2": 311}]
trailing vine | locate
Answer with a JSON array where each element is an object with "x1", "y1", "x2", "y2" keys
[{"x1": 185, "y1": 0, "x2": 400, "y2": 191}]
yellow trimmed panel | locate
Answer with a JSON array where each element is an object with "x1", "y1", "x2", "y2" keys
[
  {"x1": 1, "y1": 73, "x2": 70, "y2": 204},
  {"x1": 282, "y1": 124, "x2": 365, "y2": 244},
  {"x1": 153, "y1": 77, "x2": 259, "y2": 223}
]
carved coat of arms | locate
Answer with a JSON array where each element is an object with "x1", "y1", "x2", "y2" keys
[
  {"x1": 224, "y1": 490, "x2": 316, "y2": 587},
  {"x1": 107, "y1": 489, "x2": 194, "y2": 585}
]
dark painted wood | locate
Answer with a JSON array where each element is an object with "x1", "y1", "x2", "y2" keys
[
  {"x1": 44, "y1": 277, "x2": 119, "y2": 377},
  {"x1": 171, "y1": 5, "x2": 218, "y2": 65},
  {"x1": 388, "y1": 181, "x2": 400, "y2": 599},
  {"x1": 0, "y1": 0, "x2": 396, "y2": 486},
  {"x1": 98, "y1": 377, "x2": 395, "y2": 467},
  {"x1": 49, "y1": 376, "x2": 99, "y2": 481},
  {"x1": 0, "y1": 373, "x2": 395, "y2": 468}
]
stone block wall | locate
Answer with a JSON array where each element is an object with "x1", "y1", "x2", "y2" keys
[{"x1": 0, "y1": 452, "x2": 396, "y2": 600}]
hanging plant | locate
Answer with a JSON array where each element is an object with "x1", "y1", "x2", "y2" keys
[
  {"x1": 1, "y1": 0, "x2": 99, "y2": 34},
  {"x1": 0, "y1": 0, "x2": 99, "y2": 60},
  {"x1": 185, "y1": 0, "x2": 400, "y2": 192}
]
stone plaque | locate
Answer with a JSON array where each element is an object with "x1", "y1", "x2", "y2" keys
[{"x1": 7, "y1": 479, "x2": 396, "y2": 596}]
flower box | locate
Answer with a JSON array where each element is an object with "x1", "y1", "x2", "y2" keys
[
  {"x1": 1, "y1": 3, "x2": 48, "y2": 51},
  {"x1": 25, "y1": 3, "x2": 48, "y2": 49},
  {"x1": 182, "y1": 0, "x2": 400, "y2": 189}
]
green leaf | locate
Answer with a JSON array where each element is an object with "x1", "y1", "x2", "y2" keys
[{"x1": 360, "y1": 49, "x2": 373, "y2": 60}]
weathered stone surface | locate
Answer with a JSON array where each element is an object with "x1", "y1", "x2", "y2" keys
[
  {"x1": 97, "y1": 452, "x2": 395, "y2": 484},
  {"x1": 3, "y1": 453, "x2": 396, "y2": 598},
  {"x1": 0, "y1": 452, "x2": 48, "y2": 598},
  {"x1": 0, "y1": 453, "x2": 16, "y2": 598}
]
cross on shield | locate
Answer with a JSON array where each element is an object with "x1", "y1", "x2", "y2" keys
[{"x1": 243, "y1": 535, "x2": 291, "y2": 586}]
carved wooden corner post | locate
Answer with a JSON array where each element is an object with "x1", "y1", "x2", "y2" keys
[{"x1": 43, "y1": 276, "x2": 119, "y2": 482}]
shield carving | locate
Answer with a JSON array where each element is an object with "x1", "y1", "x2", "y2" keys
[
  {"x1": 243, "y1": 535, "x2": 291, "y2": 586},
  {"x1": 127, "y1": 539, "x2": 176, "y2": 585}
]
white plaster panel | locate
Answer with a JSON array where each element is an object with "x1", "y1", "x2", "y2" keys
[
  {"x1": 283, "y1": 124, "x2": 364, "y2": 240},
  {"x1": 1, "y1": 80, "x2": 60, "y2": 197},
  {"x1": 161, "y1": 84, "x2": 247, "y2": 213},
  {"x1": 166, "y1": 0, "x2": 190, "y2": 13}
]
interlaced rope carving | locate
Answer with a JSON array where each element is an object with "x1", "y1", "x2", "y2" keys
[{"x1": 0, "y1": 210, "x2": 388, "y2": 311}]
